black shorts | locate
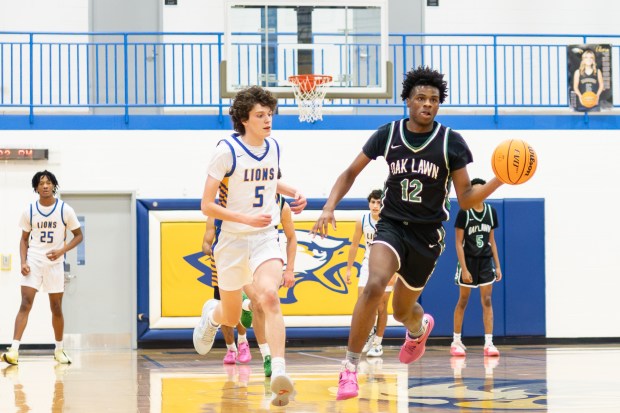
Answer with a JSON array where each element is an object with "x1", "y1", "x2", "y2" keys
[
  {"x1": 373, "y1": 217, "x2": 446, "y2": 290},
  {"x1": 454, "y1": 256, "x2": 496, "y2": 288}
]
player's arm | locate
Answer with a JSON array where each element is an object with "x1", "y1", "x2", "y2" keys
[
  {"x1": 202, "y1": 217, "x2": 215, "y2": 256},
  {"x1": 311, "y1": 152, "x2": 371, "y2": 237},
  {"x1": 276, "y1": 180, "x2": 306, "y2": 214},
  {"x1": 573, "y1": 70, "x2": 582, "y2": 99},
  {"x1": 280, "y1": 202, "x2": 297, "y2": 288},
  {"x1": 46, "y1": 227, "x2": 83, "y2": 261},
  {"x1": 455, "y1": 227, "x2": 472, "y2": 284},
  {"x1": 19, "y1": 230, "x2": 31, "y2": 276},
  {"x1": 201, "y1": 175, "x2": 271, "y2": 228},
  {"x1": 345, "y1": 218, "x2": 363, "y2": 285},
  {"x1": 489, "y1": 229, "x2": 502, "y2": 281},
  {"x1": 452, "y1": 167, "x2": 503, "y2": 211}
]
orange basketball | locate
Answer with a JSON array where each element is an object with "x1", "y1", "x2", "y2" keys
[
  {"x1": 491, "y1": 139, "x2": 538, "y2": 185},
  {"x1": 580, "y1": 91, "x2": 597, "y2": 108}
]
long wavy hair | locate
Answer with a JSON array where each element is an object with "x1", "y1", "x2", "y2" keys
[{"x1": 579, "y1": 50, "x2": 598, "y2": 75}]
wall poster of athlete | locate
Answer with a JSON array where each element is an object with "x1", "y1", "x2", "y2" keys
[{"x1": 568, "y1": 44, "x2": 613, "y2": 112}]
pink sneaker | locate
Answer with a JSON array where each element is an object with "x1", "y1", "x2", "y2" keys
[
  {"x1": 237, "y1": 342, "x2": 252, "y2": 364},
  {"x1": 484, "y1": 343, "x2": 500, "y2": 356},
  {"x1": 336, "y1": 369, "x2": 359, "y2": 400},
  {"x1": 223, "y1": 349, "x2": 237, "y2": 364},
  {"x1": 450, "y1": 341, "x2": 466, "y2": 356},
  {"x1": 399, "y1": 314, "x2": 435, "y2": 364}
]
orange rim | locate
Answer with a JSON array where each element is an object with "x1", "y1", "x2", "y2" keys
[
  {"x1": 288, "y1": 74, "x2": 333, "y2": 84},
  {"x1": 288, "y1": 74, "x2": 332, "y2": 92}
]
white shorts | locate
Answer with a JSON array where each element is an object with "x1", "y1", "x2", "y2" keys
[
  {"x1": 213, "y1": 227, "x2": 283, "y2": 291},
  {"x1": 21, "y1": 259, "x2": 65, "y2": 293},
  {"x1": 357, "y1": 259, "x2": 394, "y2": 292}
]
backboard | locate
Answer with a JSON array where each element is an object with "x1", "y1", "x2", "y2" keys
[{"x1": 221, "y1": 0, "x2": 391, "y2": 99}]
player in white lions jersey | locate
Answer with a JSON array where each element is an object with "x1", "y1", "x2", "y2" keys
[
  {"x1": 1, "y1": 171, "x2": 82, "y2": 366},
  {"x1": 193, "y1": 86, "x2": 306, "y2": 407},
  {"x1": 345, "y1": 189, "x2": 396, "y2": 357}
]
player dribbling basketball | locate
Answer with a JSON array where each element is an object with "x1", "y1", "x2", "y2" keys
[{"x1": 311, "y1": 66, "x2": 505, "y2": 401}]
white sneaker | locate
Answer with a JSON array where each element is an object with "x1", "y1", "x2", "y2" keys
[
  {"x1": 54, "y1": 349, "x2": 72, "y2": 364},
  {"x1": 362, "y1": 327, "x2": 376, "y2": 353},
  {"x1": 367, "y1": 344, "x2": 383, "y2": 357},
  {"x1": 271, "y1": 374, "x2": 295, "y2": 406},
  {"x1": 193, "y1": 299, "x2": 219, "y2": 355}
]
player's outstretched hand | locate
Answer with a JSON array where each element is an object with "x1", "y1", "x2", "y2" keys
[
  {"x1": 247, "y1": 214, "x2": 273, "y2": 228},
  {"x1": 290, "y1": 192, "x2": 307, "y2": 214},
  {"x1": 310, "y1": 210, "x2": 336, "y2": 238}
]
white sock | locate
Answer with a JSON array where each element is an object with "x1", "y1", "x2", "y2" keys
[
  {"x1": 11, "y1": 340, "x2": 20, "y2": 351},
  {"x1": 237, "y1": 333, "x2": 248, "y2": 344},
  {"x1": 271, "y1": 357, "x2": 286, "y2": 377},
  {"x1": 242, "y1": 299, "x2": 252, "y2": 312},
  {"x1": 453, "y1": 333, "x2": 462, "y2": 343},
  {"x1": 208, "y1": 311, "x2": 220, "y2": 328},
  {"x1": 55, "y1": 341, "x2": 63, "y2": 350},
  {"x1": 226, "y1": 343, "x2": 237, "y2": 352},
  {"x1": 485, "y1": 334, "x2": 493, "y2": 346},
  {"x1": 258, "y1": 343, "x2": 271, "y2": 360},
  {"x1": 373, "y1": 336, "x2": 383, "y2": 346},
  {"x1": 408, "y1": 321, "x2": 426, "y2": 338}
]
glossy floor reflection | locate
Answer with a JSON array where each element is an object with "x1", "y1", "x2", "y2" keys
[{"x1": 1, "y1": 344, "x2": 619, "y2": 412}]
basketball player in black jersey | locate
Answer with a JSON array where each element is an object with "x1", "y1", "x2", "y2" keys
[
  {"x1": 451, "y1": 178, "x2": 502, "y2": 358},
  {"x1": 311, "y1": 66, "x2": 503, "y2": 400}
]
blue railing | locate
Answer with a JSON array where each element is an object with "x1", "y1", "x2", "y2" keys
[{"x1": 0, "y1": 31, "x2": 618, "y2": 121}]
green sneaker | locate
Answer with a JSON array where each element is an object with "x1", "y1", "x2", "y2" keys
[
  {"x1": 240, "y1": 292, "x2": 253, "y2": 328},
  {"x1": 263, "y1": 355, "x2": 272, "y2": 377}
]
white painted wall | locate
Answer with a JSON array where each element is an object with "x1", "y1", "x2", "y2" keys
[
  {"x1": 423, "y1": 0, "x2": 620, "y2": 35},
  {"x1": 0, "y1": 128, "x2": 619, "y2": 342},
  {"x1": 4, "y1": 0, "x2": 619, "y2": 36}
]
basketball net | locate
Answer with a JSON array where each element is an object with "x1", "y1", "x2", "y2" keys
[{"x1": 288, "y1": 75, "x2": 332, "y2": 123}]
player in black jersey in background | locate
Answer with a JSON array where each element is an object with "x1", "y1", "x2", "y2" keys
[
  {"x1": 311, "y1": 66, "x2": 504, "y2": 400},
  {"x1": 451, "y1": 178, "x2": 502, "y2": 358}
]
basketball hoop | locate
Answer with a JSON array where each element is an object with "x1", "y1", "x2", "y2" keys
[{"x1": 288, "y1": 74, "x2": 333, "y2": 123}]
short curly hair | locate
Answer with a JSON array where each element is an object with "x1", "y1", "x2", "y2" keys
[
  {"x1": 229, "y1": 86, "x2": 278, "y2": 135},
  {"x1": 32, "y1": 170, "x2": 59, "y2": 194},
  {"x1": 367, "y1": 189, "x2": 383, "y2": 202},
  {"x1": 400, "y1": 66, "x2": 448, "y2": 103}
]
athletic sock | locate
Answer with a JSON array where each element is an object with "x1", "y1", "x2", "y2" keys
[
  {"x1": 409, "y1": 321, "x2": 426, "y2": 338},
  {"x1": 344, "y1": 350, "x2": 361, "y2": 372},
  {"x1": 258, "y1": 343, "x2": 271, "y2": 360},
  {"x1": 271, "y1": 357, "x2": 286, "y2": 377}
]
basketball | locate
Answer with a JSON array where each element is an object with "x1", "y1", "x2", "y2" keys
[
  {"x1": 491, "y1": 139, "x2": 537, "y2": 185},
  {"x1": 580, "y1": 91, "x2": 598, "y2": 108}
]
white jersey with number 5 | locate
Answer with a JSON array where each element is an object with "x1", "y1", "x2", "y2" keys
[
  {"x1": 208, "y1": 133, "x2": 280, "y2": 233},
  {"x1": 19, "y1": 199, "x2": 81, "y2": 263}
]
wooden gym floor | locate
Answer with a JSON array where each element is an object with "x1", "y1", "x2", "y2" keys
[{"x1": 1, "y1": 342, "x2": 619, "y2": 412}]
